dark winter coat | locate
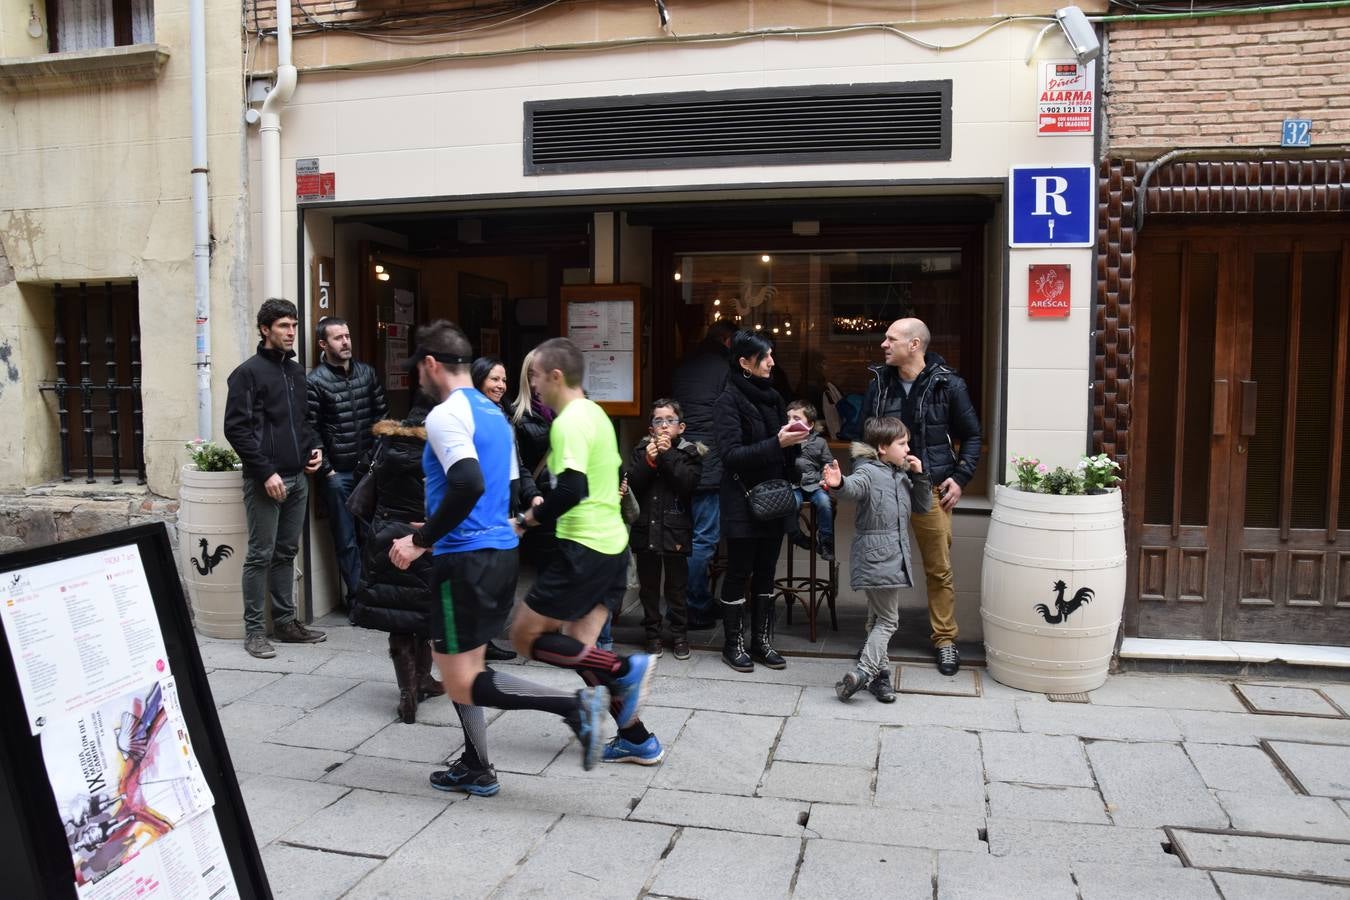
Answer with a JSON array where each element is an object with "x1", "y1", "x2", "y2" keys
[
  {"x1": 306, "y1": 358, "x2": 388, "y2": 476},
  {"x1": 348, "y1": 413, "x2": 432, "y2": 637},
  {"x1": 625, "y1": 436, "x2": 705, "y2": 555},
  {"x1": 793, "y1": 432, "x2": 835, "y2": 494},
  {"x1": 224, "y1": 342, "x2": 321, "y2": 481},
  {"x1": 862, "y1": 352, "x2": 982, "y2": 488},
  {"x1": 713, "y1": 370, "x2": 800, "y2": 540},
  {"x1": 512, "y1": 406, "x2": 553, "y2": 495},
  {"x1": 671, "y1": 338, "x2": 730, "y2": 491},
  {"x1": 827, "y1": 442, "x2": 932, "y2": 591}
]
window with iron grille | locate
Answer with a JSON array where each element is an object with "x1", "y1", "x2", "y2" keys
[
  {"x1": 39, "y1": 282, "x2": 146, "y2": 484},
  {"x1": 43, "y1": 0, "x2": 154, "y2": 53}
]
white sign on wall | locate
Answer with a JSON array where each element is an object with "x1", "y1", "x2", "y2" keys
[{"x1": 1037, "y1": 60, "x2": 1095, "y2": 136}]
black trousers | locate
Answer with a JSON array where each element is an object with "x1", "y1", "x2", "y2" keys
[
  {"x1": 637, "y1": 549, "x2": 688, "y2": 638},
  {"x1": 721, "y1": 535, "x2": 783, "y2": 603}
]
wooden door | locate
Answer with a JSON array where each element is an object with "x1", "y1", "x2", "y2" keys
[{"x1": 1129, "y1": 228, "x2": 1350, "y2": 644}]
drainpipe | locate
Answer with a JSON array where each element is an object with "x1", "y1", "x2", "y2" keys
[
  {"x1": 189, "y1": 0, "x2": 210, "y2": 439},
  {"x1": 258, "y1": 0, "x2": 296, "y2": 300}
]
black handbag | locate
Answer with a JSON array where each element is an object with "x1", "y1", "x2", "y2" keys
[
  {"x1": 344, "y1": 441, "x2": 382, "y2": 522},
  {"x1": 734, "y1": 473, "x2": 798, "y2": 521}
]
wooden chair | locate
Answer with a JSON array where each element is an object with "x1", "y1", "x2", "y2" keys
[{"x1": 775, "y1": 495, "x2": 839, "y2": 642}]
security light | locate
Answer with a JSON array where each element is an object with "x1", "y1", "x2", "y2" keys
[
  {"x1": 27, "y1": 5, "x2": 43, "y2": 38},
  {"x1": 1055, "y1": 6, "x2": 1100, "y2": 64}
]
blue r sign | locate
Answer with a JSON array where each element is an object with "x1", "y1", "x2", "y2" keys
[{"x1": 1009, "y1": 165, "x2": 1096, "y2": 248}]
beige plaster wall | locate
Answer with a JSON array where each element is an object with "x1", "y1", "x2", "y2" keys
[{"x1": 0, "y1": 0, "x2": 249, "y2": 498}]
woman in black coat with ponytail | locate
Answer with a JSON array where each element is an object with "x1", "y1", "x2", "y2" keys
[{"x1": 712, "y1": 331, "x2": 810, "y2": 672}]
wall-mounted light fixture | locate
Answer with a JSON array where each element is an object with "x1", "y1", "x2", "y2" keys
[
  {"x1": 1025, "y1": 5, "x2": 1099, "y2": 65},
  {"x1": 27, "y1": 4, "x2": 43, "y2": 38}
]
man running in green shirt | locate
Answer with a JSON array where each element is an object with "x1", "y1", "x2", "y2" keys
[{"x1": 510, "y1": 337, "x2": 663, "y2": 764}]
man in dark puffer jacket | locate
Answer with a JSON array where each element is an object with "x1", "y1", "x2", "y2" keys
[
  {"x1": 862, "y1": 318, "x2": 982, "y2": 677},
  {"x1": 307, "y1": 317, "x2": 388, "y2": 602}
]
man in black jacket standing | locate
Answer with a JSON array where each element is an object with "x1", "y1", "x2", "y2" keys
[
  {"x1": 225, "y1": 298, "x2": 328, "y2": 659},
  {"x1": 670, "y1": 320, "x2": 737, "y2": 630},
  {"x1": 307, "y1": 317, "x2": 388, "y2": 603},
  {"x1": 862, "y1": 318, "x2": 982, "y2": 677}
]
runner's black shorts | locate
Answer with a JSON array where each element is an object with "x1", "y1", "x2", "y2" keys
[
  {"x1": 524, "y1": 538, "x2": 627, "y2": 622},
  {"x1": 429, "y1": 547, "x2": 519, "y2": 654}
]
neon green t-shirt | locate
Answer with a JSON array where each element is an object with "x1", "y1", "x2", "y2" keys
[{"x1": 548, "y1": 397, "x2": 629, "y2": 555}]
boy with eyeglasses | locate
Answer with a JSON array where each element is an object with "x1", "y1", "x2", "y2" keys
[{"x1": 624, "y1": 400, "x2": 705, "y2": 660}]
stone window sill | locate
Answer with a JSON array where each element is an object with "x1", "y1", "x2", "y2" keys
[{"x1": 0, "y1": 43, "x2": 170, "y2": 93}]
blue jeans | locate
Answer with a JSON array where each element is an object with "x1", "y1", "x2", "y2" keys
[
  {"x1": 320, "y1": 469, "x2": 363, "y2": 598},
  {"x1": 787, "y1": 488, "x2": 834, "y2": 547},
  {"x1": 241, "y1": 474, "x2": 309, "y2": 636},
  {"x1": 685, "y1": 490, "x2": 721, "y2": 617}
]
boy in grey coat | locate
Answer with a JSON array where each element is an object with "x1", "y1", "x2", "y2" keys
[{"x1": 822, "y1": 416, "x2": 932, "y2": 702}]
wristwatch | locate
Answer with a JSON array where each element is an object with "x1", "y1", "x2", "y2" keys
[{"x1": 514, "y1": 512, "x2": 529, "y2": 529}]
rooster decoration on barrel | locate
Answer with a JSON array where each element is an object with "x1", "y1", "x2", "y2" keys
[{"x1": 1033, "y1": 579, "x2": 1094, "y2": 624}]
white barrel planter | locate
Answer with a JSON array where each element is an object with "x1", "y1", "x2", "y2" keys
[
  {"x1": 179, "y1": 465, "x2": 248, "y2": 639},
  {"x1": 980, "y1": 484, "x2": 1126, "y2": 693}
]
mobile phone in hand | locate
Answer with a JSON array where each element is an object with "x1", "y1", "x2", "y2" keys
[{"x1": 786, "y1": 420, "x2": 810, "y2": 433}]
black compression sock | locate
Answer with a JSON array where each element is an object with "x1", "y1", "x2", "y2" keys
[{"x1": 470, "y1": 670, "x2": 576, "y2": 719}]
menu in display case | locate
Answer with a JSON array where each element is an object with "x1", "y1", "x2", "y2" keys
[{"x1": 561, "y1": 284, "x2": 644, "y2": 417}]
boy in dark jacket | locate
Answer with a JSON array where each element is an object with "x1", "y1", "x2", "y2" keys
[
  {"x1": 625, "y1": 399, "x2": 704, "y2": 660},
  {"x1": 784, "y1": 400, "x2": 836, "y2": 561}
]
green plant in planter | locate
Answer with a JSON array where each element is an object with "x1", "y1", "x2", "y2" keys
[
  {"x1": 1040, "y1": 466, "x2": 1085, "y2": 495},
  {"x1": 1009, "y1": 454, "x2": 1049, "y2": 492},
  {"x1": 185, "y1": 440, "x2": 241, "y2": 472},
  {"x1": 1077, "y1": 453, "x2": 1122, "y2": 492}
]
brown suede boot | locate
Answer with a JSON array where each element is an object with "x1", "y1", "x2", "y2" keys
[
  {"x1": 414, "y1": 638, "x2": 443, "y2": 701},
  {"x1": 389, "y1": 633, "x2": 419, "y2": 724}
]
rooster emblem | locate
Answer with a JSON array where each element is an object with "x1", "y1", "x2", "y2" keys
[
  {"x1": 191, "y1": 538, "x2": 233, "y2": 576},
  {"x1": 1034, "y1": 579, "x2": 1094, "y2": 624}
]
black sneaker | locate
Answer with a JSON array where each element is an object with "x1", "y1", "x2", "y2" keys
[
  {"x1": 834, "y1": 668, "x2": 870, "y2": 702},
  {"x1": 429, "y1": 757, "x2": 500, "y2": 797},
  {"x1": 869, "y1": 669, "x2": 897, "y2": 703},
  {"x1": 485, "y1": 642, "x2": 516, "y2": 662},
  {"x1": 937, "y1": 644, "x2": 960, "y2": 676}
]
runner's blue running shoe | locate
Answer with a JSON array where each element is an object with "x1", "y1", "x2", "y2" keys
[
  {"x1": 603, "y1": 735, "x2": 664, "y2": 766},
  {"x1": 574, "y1": 686, "x2": 608, "y2": 771},
  {"x1": 428, "y1": 758, "x2": 500, "y2": 796},
  {"x1": 611, "y1": 653, "x2": 656, "y2": 728}
]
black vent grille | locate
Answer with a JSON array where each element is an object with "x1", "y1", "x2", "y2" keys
[{"x1": 524, "y1": 81, "x2": 951, "y2": 175}]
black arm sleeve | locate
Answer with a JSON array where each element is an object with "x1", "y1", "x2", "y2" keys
[
  {"x1": 412, "y1": 457, "x2": 485, "y2": 548},
  {"x1": 530, "y1": 469, "x2": 588, "y2": 526}
]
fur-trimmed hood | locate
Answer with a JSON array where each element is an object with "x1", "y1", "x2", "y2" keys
[
  {"x1": 850, "y1": 441, "x2": 880, "y2": 462},
  {"x1": 372, "y1": 419, "x2": 427, "y2": 440}
]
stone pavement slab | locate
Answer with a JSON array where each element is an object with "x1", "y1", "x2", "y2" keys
[
  {"x1": 1086, "y1": 741, "x2": 1228, "y2": 828},
  {"x1": 805, "y1": 803, "x2": 986, "y2": 852},
  {"x1": 631, "y1": 789, "x2": 807, "y2": 838},
  {"x1": 217, "y1": 700, "x2": 306, "y2": 745},
  {"x1": 227, "y1": 739, "x2": 352, "y2": 781},
  {"x1": 1087, "y1": 674, "x2": 1246, "y2": 713},
  {"x1": 206, "y1": 668, "x2": 282, "y2": 706},
  {"x1": 1214, "y1": 790, "x2": 1350, "y2": 840},
  {"x1": 646, "y1": 674, "x2": 802, "y2": 716},
  {"x1": 1169, "y1": 828, "x2": 1350, "y2": 882},
  {"x1": 986, "y1": 782, "x2": 1110, "y2": 824},
  {"x1": 1071, "y1": 861, "x2": 1222, "y2": 900},
  {"x1": 487, "y1": 771, "x2": 644, "y2": 820},
  {"x1": 773, "y1": 716, "x2": 880, "y2": 769},
  {"x1": 651, "y1": 710, "x2": 782, "y2": 796},
  {"x1": 795, "y1": 688, "x2": 1019, "y2": 730},
  {"x1": 309, "y1": 649, "x2": 398, "y2": 683},
  {"x1": 249, "y1": 672, "x2": 361, "y2": 710},
  {"x1": 980, "y1": 731, "x2": 1094, "y2": 787},
  {"x1": 793, "y1": 840, "x2": 933, "y2": 899},
  {"x1": 1320, "y1": 684, "x2": 1350, "y2": 713},
  {"x1": 197, "y1": 638, "x2": 333, "y2": 674},
  {"x1": 485, "y1": 708, "x2": 576, "y2": 775},
  {"x1": 986, "y1": 818, "x2": 1179, "y2": 867},
  {"x1": 1267, "y1": 741, "x2": 1350, "y2": 798},
  {"x1": 543, "y1": 706, "x2": 693, "y2": 789},
  {"x1": 259, "y1": 844, "x2": 380, "y2": 900},
  {"x1": 1184, "y1": 742, "x2": 1296, "y2": 795},
  {"x1": 239, "y1": 776, "x2": 350, "y2": 847},
  {"x1": 648, "y1": 827, "x2": 800, "y2": 900},
  {"x1": 355, "y1": 721, "x2": 462, "y2": 764},
  {"x1": 270, "y1": 682, "x2": 398, "y2": 752},
  {"x1": 1209, "y1": 871, "x2": 1350, "y2": 899},
  {"x1": 343, "y1": 803, "x2": 556, "y2": 899},
  {"x1": 1236, "y1": 683, "x2": 1346, "y2": 717},
  {"x1": 320, "y1": 754, "x2": 448, "y2": 797},
  {"x1": 1170, "y1": 709, "x2": 1350, "y2": 746},
  {"x1": 896, "y1": 664, "x2": 981, "y2": 697},
  {"x1": 282, "y1": 788, "x2": 448, "y2": 857},
  {"x1": 760, "y1": 760, "x2": 873, "y2": 805},
  {"x1": 876, "y1": 726, "x2": 984, "y2": 815},
  {"x1": 1017, "y1": 702, "x2": 1183, "y2": 741},
  {"x1": 936, "y1": 850, "x2": 1077, "y2": 900},
  {"x1": 688, "y1": 652, "x2": 842, "y2": 688},
  {"x1": 496, "y1": 815, "x2": 673, "y2": 899}
]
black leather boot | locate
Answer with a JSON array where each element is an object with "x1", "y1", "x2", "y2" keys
[
  {"x1": 389, "y1": 633, "x2": 419, "y2": 724},
  {"x1": 414, "y1": 638, "x2": 444, "y2": 701},
  {"x1": 750, "y1": 594, "x2": 786, "y2": 670},
  {"x1": 720, "y1": 601, "x2": 754, "y2": 672}
]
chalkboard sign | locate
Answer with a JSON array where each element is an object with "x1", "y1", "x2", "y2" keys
[{"x1": 0, "y1": 523, "x2": 269, "y2": 899}]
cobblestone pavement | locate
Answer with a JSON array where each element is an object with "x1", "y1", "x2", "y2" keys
[{"x1": 203, "y1": 614, "x2": 1350, "y2": 899}]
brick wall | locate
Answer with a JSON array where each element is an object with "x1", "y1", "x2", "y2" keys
[{"x1": 1106, "y1": 8, "x2": 1350, "y2": 155}]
